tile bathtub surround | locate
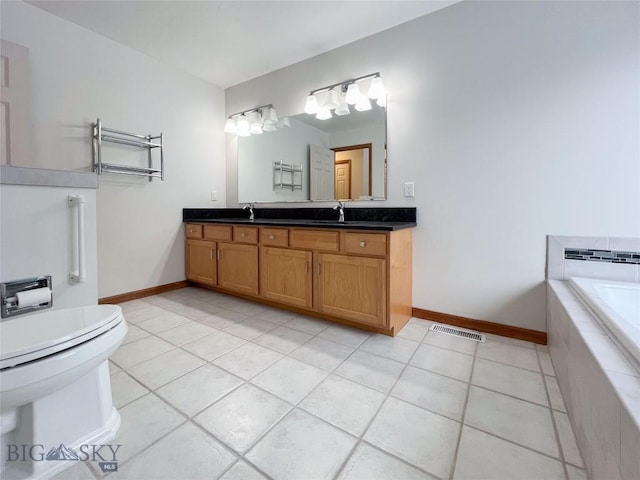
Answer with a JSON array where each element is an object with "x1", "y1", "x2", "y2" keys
[
  {"x1": 66, "y1": 287, "x2": 589, "y2": 480},
  {"x1": 547, "y1": 280, "x2": 640, "y2": 480},
  {"x1": 564, "y1": 248, "x2": 640, "y2": 264},
  {"x1": 547, "y1": 235, "x2": 640, "y2": 282}
]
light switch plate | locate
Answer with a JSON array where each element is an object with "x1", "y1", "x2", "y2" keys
[
  {"x1": 210, "y1": 191, "x2": 217, "y2": 201},
  {"x1": 404, "y1": 182, "x2": 415, "y2": 197}
]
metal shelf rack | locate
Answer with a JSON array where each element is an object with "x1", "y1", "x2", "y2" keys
[
  {"x1": 92, "y1": 118, "x2": 164, "y2": 181},
  {"x1": 273, "y1": 161, "x2": 303, "y2": 191}
]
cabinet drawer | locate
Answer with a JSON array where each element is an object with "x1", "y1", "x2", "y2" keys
[
  {"x1": 344, "y1": 233, "x2": 387, "y2": 256},
  {"x1": 262, "y1": 228, "x2": 289, "y2": 247},
  {"x1": 203, "y1": 225, "x2": 232, "y2": 241},
  {"x1": 234, "y1": 226, "x2": 258, "y2": 244},
  {"x1": 185, "y1": 223, "x2": 203, "y2": 239},
  {"x1": 289, "y1": 229, "x2": 339, "y2": 251}
]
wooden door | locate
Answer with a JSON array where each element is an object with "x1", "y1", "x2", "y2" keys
[
  {"x1": 186, "y1": 239, "x2": 216, "y2": 286},
  {"x1": 316, "y1": 253, "x2": 386, "y2": 326},
  {"x1": 334, "y1": 160, "x2": 352, "y2": 200},
  {"x1": 309, "y1": 144, "x2": 335, "y2": 201},
  {"x1": 218, "y1": 243, "x2": 259, "y2": 295},
  {"x1": 1, "y1": 40, "x2": 31, "y2": 166},
  {"x1": 261, "y1": 247, "x2": 312, "y2": 308}
]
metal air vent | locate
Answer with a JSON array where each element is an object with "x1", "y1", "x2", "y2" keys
[{"x1": 429, "y1": 324, "x2": 486, "y2": 342}]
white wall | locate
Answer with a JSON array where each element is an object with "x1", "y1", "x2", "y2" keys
[
  {"x1": 226, "y1": 1, "x2": 640, "y2": 331},
  {"x1": 0, "y1": 181, "x2": 98, "y2": 308},
  {"x1": 1, "y1": 1, "x2": 226, "y2": 298}
]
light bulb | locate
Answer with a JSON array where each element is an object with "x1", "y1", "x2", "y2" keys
[
  {"x1": 304, "y1": 94, "x2": 319, "y2": 114},
  {"x1": 316, "y1": 106, "x2": 332, "y2": 120},
  {"x1": 224, "y1": 118, "x2": 236, "y2": 134},
  {"x1": 368, "y1": 76, "x2": 385, "y2": 100},
  {"x1": 262, "y1": 107, "x2": 278, "y2": 132},
  {"x1": 236, "y1": 115, "x2": 250, "y2": 136},
  {"x1": 247, "y1": 111, "x2": 262, "y2": 134},
  {"x1": 345, "y1": 83, "x2": 360, "y2": 104},
  {"x1": 335, "y1": 102, "x2": 350, "y2": 116},
  {"x1": 325, "y1": 88, "x2": 340, "y2": 110},
  {"x1": 355, "y1": 95, "x2": 372, "y2": 112}
]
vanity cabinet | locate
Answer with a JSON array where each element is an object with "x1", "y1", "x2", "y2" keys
[
  {"x1": 184, "y1": 222, "x2": 413, "y2": 336},
  {"x1": 217, "y1": 243, "x2": 259, "y2": 295},
  {"x1": 186, "y1": 239, "x2": 217, "y2": 286},
  {"x1": 261, "y1": 247, "x2": 312, "y2": 308},
  {"x1": 217, "y1": 226, "x2": 259, "y2": 295},
  {"x1": 316, "y1": 253, "x2": 386, "y2": 326}
]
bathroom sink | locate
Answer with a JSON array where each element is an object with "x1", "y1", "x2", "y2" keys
[
  {"x1": 208, "y1": 218, "x2": 253, "y2": 223},
  {"x1": 307, "y1": 220, "x2": 363, "y2": 225}
]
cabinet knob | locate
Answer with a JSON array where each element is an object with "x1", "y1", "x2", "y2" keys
[
  {"x1": 269, "y1": 235, "x2": 275, "y2": 240},
  {"x1": 241, "y1": 233, "x2": 247, "y2": 237},
  {"x1": 359, "y1": 241, "x2": 366, "y2": 247}
]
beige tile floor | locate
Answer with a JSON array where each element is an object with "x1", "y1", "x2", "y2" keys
[{"x1": 56, "y1": 287, "x2": 589, "y2": 480}]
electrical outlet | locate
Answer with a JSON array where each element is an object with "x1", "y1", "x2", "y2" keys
[
  {"x1": 404, "y1": 182, "x2": 415, "y2": 197},
  {"x1": 210, "y1": 191, "x2": 217, "y2": 201}
]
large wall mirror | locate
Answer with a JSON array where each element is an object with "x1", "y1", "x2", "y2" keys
[{"x1": 237, "y1": 102, "x2": 386, "y2": 203}]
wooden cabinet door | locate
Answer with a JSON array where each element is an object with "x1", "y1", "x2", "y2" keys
[
  {"x1": 217, "y1": 243, "x2": 259, "y2": 296},
  {"x1": 186, "y1": 239, "x2": 216, "y2": 286},
  {"x1": 261, "y1": 247, "x2": 312, "y2": 308},
  {"x1": 316, "y1": 253, "x2": 386, "y2": 326}
]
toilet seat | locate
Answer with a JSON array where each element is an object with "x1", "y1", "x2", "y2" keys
[{"x1": 0, "y1": 305, "x2": 124, "y2": 369}]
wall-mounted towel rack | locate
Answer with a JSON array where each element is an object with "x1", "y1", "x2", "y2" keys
[
  {"x1": 92, "y1": 118, "x2": 164, "y2": 181},
  {"x1": 273, "y1": 161, "x2": 303, "y2": 191}
]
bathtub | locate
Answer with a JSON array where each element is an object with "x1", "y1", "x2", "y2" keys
[{"x1": 569, "y1": 277, "x2": 640, "y2": 364}]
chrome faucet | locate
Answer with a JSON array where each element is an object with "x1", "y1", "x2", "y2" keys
[
  {"x1": 333, "y1": 201, "x2": 345, "y2": 223},
  {"x1": 243, "y1": 203, "x2": 255, "y2": 221}
]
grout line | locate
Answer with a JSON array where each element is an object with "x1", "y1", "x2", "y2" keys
[
  {"x1": 331, "y1": 332, "x2": 446, "y2": 480},
  {"x1": 538, "y1": 346, "x2": 570, "y2": 480},
  {"x1": 469, "y1": 383, "x2": 550, "y2": 409},
  {"x1": 449, "y1": 337, "x2": 478, "y2": 479},
  {"x1": 115, "y1": 291, "x2": 572, "y2": 480}
]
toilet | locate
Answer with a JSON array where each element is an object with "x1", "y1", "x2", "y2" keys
[{"x1": 0, "y1": 305, "x2": 127, "y2": 480}]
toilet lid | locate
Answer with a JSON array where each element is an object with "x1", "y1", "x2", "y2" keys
[{"x1": 0, "y1": 305, "x2": 124, "y2": 369}]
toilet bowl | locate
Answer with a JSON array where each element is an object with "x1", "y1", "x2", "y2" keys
[{"x1": 0, "y1": 305, "x2": 127, "y2": 480}]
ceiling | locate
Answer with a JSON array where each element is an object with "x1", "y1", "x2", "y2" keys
[{"x1": 27, "y1": 0, "x2": 458, "y2": 89}]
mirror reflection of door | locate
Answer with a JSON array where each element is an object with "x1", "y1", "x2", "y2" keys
[
  {"x1": 334, "y1": 160, "x2": 351, "y2": 200},
  {"x1": 309, "y1": 144, "x2": 335, "y2": 201},
  {"x1": 332, "y1": 144, "x2": 372, "y2": 201},
  {"x1": 1, "y1": 40, "x2": 32, "y2": 166}
]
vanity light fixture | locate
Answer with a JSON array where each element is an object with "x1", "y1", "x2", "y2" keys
[
  {"x1": 368, "y1": 76, "x2": 385, "y2": 100},
  {"x1": 345, "y1": 83, "x2": 361, "y2": 105},
  {"x1": 236, "y1": 114, "x2": 250, "y2": 137},
  {"x1": 248, "y1": 111, "x2": 263, "y2": 135},
  {"x1": 262, "y1": 106, "x2": 279, "y2": 132},
  {"x1": 304, "y1": 72, "x2": 386, "y2": 120},
  {"x1": 304, "y1": 95, "x2": 319, "y2": 115},
  {"x1": 224, "y1": 104, "x2": 288, "y2": 137},
  {"x1": 333, "y1": 89, "x2": 350, "y2": 116},
  {"x1": 277, "y1": 117, "x2": 291, "y2": 128},
  {"x1": 316, "y1": 106, "x2": 332, "y2": 120},
  {"x1": 355, "y1": 95, "x2": 372, "y2": 112}
]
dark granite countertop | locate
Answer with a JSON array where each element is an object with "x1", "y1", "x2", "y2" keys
[{"x1": 183, "y1": 207, "x2": 417, "y2": 231}]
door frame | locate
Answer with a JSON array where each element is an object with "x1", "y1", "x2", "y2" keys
[{"x1": 331, "y1": 143, "x2": 373, "y2": 196}]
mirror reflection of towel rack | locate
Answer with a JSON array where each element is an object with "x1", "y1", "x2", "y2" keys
[
  {"x1": 92, "y1": 118, "x2": 164, "y2": 181},
  {"x1": 273, "y1": 161, "x2": 302, "y2": 191}
]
